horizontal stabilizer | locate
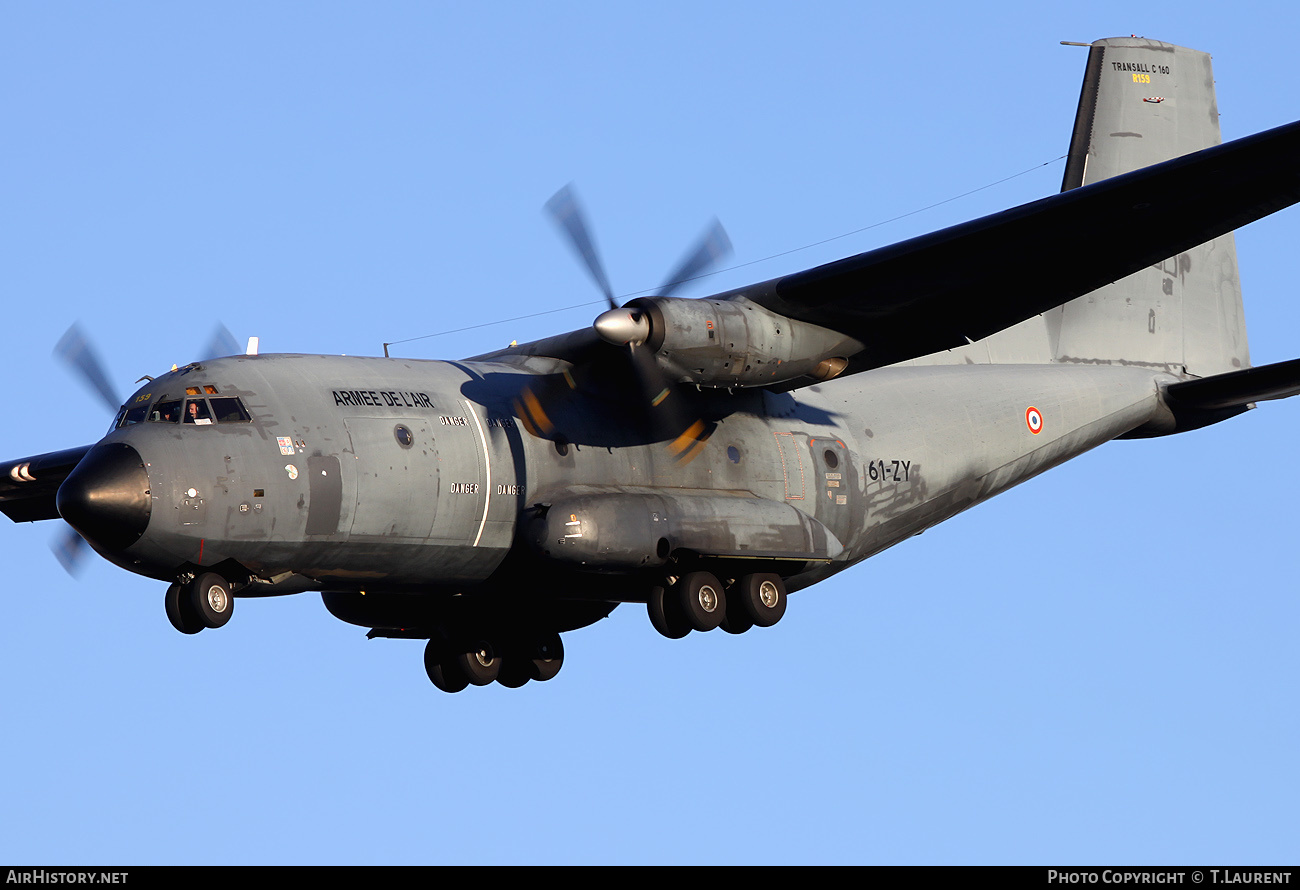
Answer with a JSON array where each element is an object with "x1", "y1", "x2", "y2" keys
[{"x1": 1164, "y1": 358, "x2": 1300, "y2": 411}]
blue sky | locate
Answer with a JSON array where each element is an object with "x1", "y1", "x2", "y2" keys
[{"x1": 2, "y1": 2, "x2": 1299, "y2": 865}]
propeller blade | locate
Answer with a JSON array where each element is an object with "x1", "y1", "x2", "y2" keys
[
  {"x1": 665, "y1": 418, "x2": 712, "y2": 465},
  {"x1": 512, "y1": 384, "x2": 557, "y2": 437},
  {"x1": 545, "y1": 184, "x2": 617, "y2": 308},
  {"x1": 627, "y1": 341, "x2": 674, "y2": 413},
  {"x1": 52, "y1": 526, "x2": 89, "y2": 576},
  {"x1": 542, "y1": 186, "x2": 719, "y2": 462},
  {"x1": 201, "y1": 323, "x2": 240, "y2": 361},
  {"x1": 627, "y1": 342, "x2": 712, "y2": 464},
  {"x1": 657, "y1": 218, "x2": 732, "y2": 298},
  {"x1": 54, "y1": 323, "x2": 121, "y2": 413}
]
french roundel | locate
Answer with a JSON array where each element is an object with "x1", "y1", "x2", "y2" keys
[{"x1": 1025, "y1": 406, "x2": 1043, "y2": 435}]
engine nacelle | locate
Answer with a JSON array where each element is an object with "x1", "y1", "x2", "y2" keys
[{"x1": 600, "y1": 295, "x2": 863, "y2": 389}]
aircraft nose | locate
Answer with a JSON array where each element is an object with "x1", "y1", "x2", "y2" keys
[{"x1": 56, "y1": 443, "x2": 151, "y2": 551}]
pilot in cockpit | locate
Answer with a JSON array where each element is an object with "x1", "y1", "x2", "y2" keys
[{"x1": 185, "y1": 400, "x2": 213, "y2": 425}]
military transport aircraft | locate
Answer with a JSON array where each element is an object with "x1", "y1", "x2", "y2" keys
[{"x1": 5, "y1": 37, "x2": 1300, "y2": 693}]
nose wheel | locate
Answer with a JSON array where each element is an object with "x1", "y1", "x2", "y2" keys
[
  {"x1": 164, "y1": 573, "x2": 235, "y2": 634},
  {"x1": 165, "y1": 582, "x2": 202, "y2": 635}
]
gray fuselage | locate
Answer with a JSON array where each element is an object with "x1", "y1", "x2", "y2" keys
[{"x1": 100, "y1": 353, "x2": 1169, "y2": 600}]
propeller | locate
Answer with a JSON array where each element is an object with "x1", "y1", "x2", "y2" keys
[
  {"x1": 656, "y1": 218, "x2": 732, "y2": 300},
  {"x1": 50, "y1": 321, "x2": 240, "y2": 574},
  {"x1": 52, "y1": 527, "x2": 86, "y2": 576},
  {"x1": 201, "y1": 323, "x2": 240, "y2": 361},
  {"x1": 50, "y1": 324, "x2": 124, "y2": 574},
  {"x1": 544, "y1": 185, "x2": 617, "y2": 309},
  {"x1": 54, "y1": 323, "x2": 122, "y2": 414},
  {"x1": 543, "y1": 185, "x2": 731, "y2": 463}
]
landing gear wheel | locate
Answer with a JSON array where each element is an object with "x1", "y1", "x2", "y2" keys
[
  {"x1": 648, "y1": 585, "x2": 690, "y2": 639},
  {"x1": 187, "y1": 573, "x2": 233, "y2": 629},
  {"x1": 720, "y1": 586, "x2": 754, "y2": 634},
  {"x1": 528, "y1": 632, "x2": 564, "y2": 682},
  {"x1": 164, "y1": 582, "x2": 203, "y2": 635},
  {"x1": 676, "y1": 571, "x2": 726, "y2": 632},
  {"x1": 496, "y1": 659, "x2": 532, "y2": 688},
  {"x1": 454, "y1": 640, "x2": 501, "y2": 686},
  {"x1": 735, "y1": 573, "x2": 787, "y2": 627},
  {"x1": 424, "y1": 639, "x2": 468, "y2": 693}
]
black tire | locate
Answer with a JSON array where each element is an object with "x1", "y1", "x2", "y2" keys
[
  {"x1": 735, "y1": 573, "x2": 787, "y2": 627},
  {"x1": 720, "y1": 601, "x2": 754, "y2": 635},
  {"x1": 647, "y1": 585, "x2": 690, "y2": 639},
  {"x1": 528, "y1": 632, "x2": 564, "y2": 682},
  {"x1": 188, "y1": 573, "x2": 234, "y2": 629},
  {"x1": 496, "y1": 658, "x2": 532, "y2": 688},
  {"x1": 455, "y1": 640, "x2": 501, "y2": 686},
  {"x1": 424, "y1": 639, "x2": 468, "y2": 693},
  {"x1": 164, "y1": 582, "x2": 203, "y2": 635},
  {"x1": 676, "y1": 571, "x2": 725, "y2": 632}
]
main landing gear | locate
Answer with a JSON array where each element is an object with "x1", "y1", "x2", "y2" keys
[
  {"x1": 647, "y1": 571, "x2": 787, "y2": 639},
  {"x1": 164, "y1": 572, "x2": 235, "y2": 635},
  {"x1": 424, "y1": 629, "x2": 565, "y2": 693}
]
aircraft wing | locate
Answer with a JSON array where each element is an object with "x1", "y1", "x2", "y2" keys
[
  {"x1": 475, "y1": 120, "x2": 1300, "y2": 380},
  {"x1": 734, "y1": 119, "x2": 1300, "y2": 373},
  {"x1": 0, "y1": 446, "x2": 92, "y2": 522}
]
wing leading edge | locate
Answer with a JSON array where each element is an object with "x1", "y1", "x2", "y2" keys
[
  {"x1": 477, "y1": 121, "x2": 1300, "y2": 381},
  {"x1": 0, "y1": 446, "x2": 92, "y2": 523},
  {"x1": 731, "y1": 119, "x2": 1300, "y2": 373}
]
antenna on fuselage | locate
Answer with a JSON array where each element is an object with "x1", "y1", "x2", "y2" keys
[{"x1": 246, "y1": 337, "x2": 259, "y2": 356}]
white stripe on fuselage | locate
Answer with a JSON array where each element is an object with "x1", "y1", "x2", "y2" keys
[{"x1": 462, "y1": 399, "x2": 492, "y2": 547}]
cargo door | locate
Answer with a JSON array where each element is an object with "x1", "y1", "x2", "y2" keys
[
  {"x1": 808, "y1": 436, "x2": 854, "y2": 542},
  {"x1": 344, "y1": 417, "x2": 438, "y2": 538}
]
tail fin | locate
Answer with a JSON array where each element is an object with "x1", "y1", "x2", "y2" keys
[{"x1": 1048, "y1": 37, "x2": 1250, "y2": 377}]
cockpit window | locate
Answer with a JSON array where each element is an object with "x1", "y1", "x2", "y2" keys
[
  {"x1": 112, "y1": 404, "x2": 150, "y2": 431},
  {"x1": 184, "y1": 399, "x2": 214, "y2": 425},
  {"x1": 113, "y1": 393, "x2": 251, "y2": 429},
  {"x1": 209, "y1": 397, "x2": 251, "y2": 423},
  {"x1": 150, "y1": 400, "x2": 182, "y2": 423}
]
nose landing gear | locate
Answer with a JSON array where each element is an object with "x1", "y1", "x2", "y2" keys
[{"x1": 164, "y1": 572, "x2": 235, "y2": 635}]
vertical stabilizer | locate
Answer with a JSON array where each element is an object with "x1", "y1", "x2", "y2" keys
[{"x1": 1050, "y1": 37, "x2": 1250, "y2": 377}]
